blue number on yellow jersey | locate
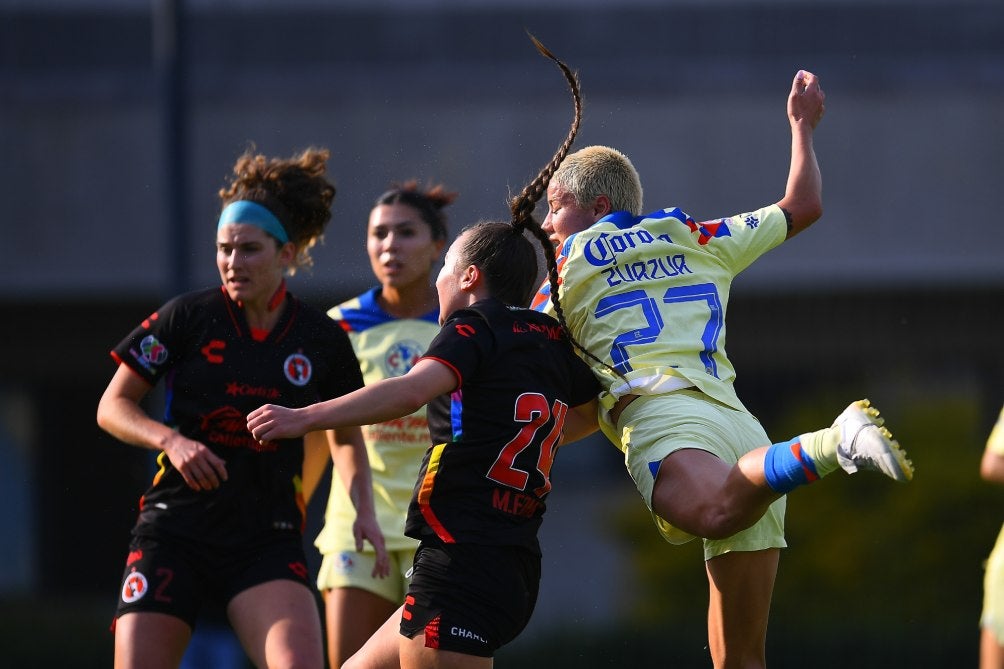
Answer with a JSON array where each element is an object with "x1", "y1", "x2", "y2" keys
[{"x1": 532, "y1": 204, "x2": 787, "y2": 413}]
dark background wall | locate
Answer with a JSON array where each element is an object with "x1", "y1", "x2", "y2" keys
[{"x1": 1, "y1": 1, "x2": 1002, "y2": 667}]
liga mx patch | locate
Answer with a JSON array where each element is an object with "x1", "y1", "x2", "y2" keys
[
  {"x1": 283, "y1": 352, "x2": 312, "y2": 386},
  {"x1": 140, "y1": 335, "x2": 169, "y2": 365},
  {"x1": 121, "y1": 569, "x2": 149, "y2": 603}
]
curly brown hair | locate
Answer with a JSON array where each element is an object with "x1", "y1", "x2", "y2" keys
[{"x1": 218, "y1": 146, "x2": 336, "y2": 274}]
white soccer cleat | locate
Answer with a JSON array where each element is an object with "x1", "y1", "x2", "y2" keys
[{"x1": 833, "y1": 399, "x2": 914, "y2": 482}]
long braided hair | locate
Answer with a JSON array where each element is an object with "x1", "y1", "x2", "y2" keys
[{"x1": 508, "y1": 33, "x2": 624, "y2": 381}]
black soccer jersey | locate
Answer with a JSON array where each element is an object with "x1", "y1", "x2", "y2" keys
[
  {"x1": 404, "y1": 298, "x2": 599, "y2": 555},
  {"x1": 111, "y1": 286, "x2": 364, "y2": 546}
]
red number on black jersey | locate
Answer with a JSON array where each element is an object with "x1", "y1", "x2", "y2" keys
[{"x1": 486, "y1": 392, "x2": 568, "y2": 497}]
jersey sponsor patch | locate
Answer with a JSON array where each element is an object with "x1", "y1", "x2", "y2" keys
[
  {"x1": 283, "y1": 353, "x2": 312, "y2": 386},
  {"x1": 121, "y1": 569, "x2": 149, "y2": 603},
  {"x1": 685, "y1": 218, "x2": 732, "y2": 245},
  {"x1": 140, "y1": 334, "x2": 168, "y2": 365}
]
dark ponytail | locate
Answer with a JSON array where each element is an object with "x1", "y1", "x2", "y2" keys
[{"x1": 509, "y1": 33, "x2": 626, "y2": 381}]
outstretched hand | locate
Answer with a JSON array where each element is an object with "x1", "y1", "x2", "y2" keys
[
  {"x1": 788, "y1": 69, "x2": 825, "y2": 129},
  {"x1": 247, "y1": 404, "x2": 308, "y2": 442}
]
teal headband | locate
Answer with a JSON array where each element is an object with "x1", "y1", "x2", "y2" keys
[{"x1": 218, "y1": 200, "x2": 289, "y2": 244}]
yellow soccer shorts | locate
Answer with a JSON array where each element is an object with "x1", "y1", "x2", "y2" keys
[
  {"x1": 983, "y1": 524, "x2": 1004, "y2": 643},
  {"x1": 603, "y1": 389, "x2": 787, "y2": 561},
  {"x1": 316, "y1": 547, "x2": 416, "y2": 603}
]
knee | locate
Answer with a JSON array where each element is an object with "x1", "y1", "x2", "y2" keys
[
  {"x1": 654, "y1": 496, "x2": 755, "y2": 540},
  {"x1": 272, "y1": 655, "x2": 323, "y2": 669},
  {"x1": 696, "y1": 505, "x2": 755, "y2": 540},
  {"x1": 342, "y1": 648, "x2": 380, "y2": 669}
]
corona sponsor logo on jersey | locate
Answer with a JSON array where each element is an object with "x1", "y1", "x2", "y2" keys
[
  {"x1": 583, "y1": 229, "x2": 664, "y2": 267},
  {"x1": 384, "y1": 340, "x2": 424, "y2": 377},
  {"x1": 283, "y1": 352, "x2": 312, "y2": 386}
]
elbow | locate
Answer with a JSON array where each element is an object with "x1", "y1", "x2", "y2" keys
[
  {"x1": 96, "y1": 398, "x2": 112, "y2": 432},
  {"x1": 981, "y1": 453, "x2": 1004, "y2": 484},
  {"x1": 982, "y1": 459, "x2": 999, "y2": 483},
  {"x1": 399, "y1": 393, "x2": 428, "y2": 416},
  {"x1": 792, "y1": 197, "x2": 823, "y2": 227},
  {"x1": 782, "y1": 199, "x2": 822, "y2": 236},
  {"x1": 804, "y1": 200, "x2": 823, "y2": 224}
]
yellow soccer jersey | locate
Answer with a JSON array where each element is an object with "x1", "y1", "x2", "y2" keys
[
  {"x1": 533, "y1": 204, "x2": 787, "y2": 415},
  {"x1": 315, "y1": 287, "x2": 439, "y2": 553},
  {"x1": 989, "y1": 405, "x2": 1004, "y2": 457}
]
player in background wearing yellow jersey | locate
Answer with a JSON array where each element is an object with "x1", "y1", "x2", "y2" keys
[
  {"x1": 308, "y1": 182, "x2": 454, "y2": 668},
  {"x1": 981, "y1": 405, "x2": 1004, "y2": 669},
  {"x1": 532, "y1": 70, "x2": 914, "y2": 669}
]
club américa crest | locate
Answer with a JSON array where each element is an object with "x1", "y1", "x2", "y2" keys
[{"x1": 384, "y1": 340, "x2": 424, "y2": 377}]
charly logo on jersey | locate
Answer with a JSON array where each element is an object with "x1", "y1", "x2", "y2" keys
[
  {"x1": 283, "y1": 352, "x2": 312, "y2": 386},
  {"x1": 140, "y1": 334, "x2": 168, "y2": 365},
  {"x1": 384, "y1": 340, "x2": 424, "y2": 377},
  {"x1": 121, "y1": 569, "x2": 148, "y2": 603}
]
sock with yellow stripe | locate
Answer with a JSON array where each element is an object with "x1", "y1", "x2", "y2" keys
[{"x1": 763, "y1": 426, "x2": 840, "y2": 494}]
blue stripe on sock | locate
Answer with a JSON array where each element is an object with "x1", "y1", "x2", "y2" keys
[{"x1": 764, "y1": 437, "x2": 819, "y2": 494}]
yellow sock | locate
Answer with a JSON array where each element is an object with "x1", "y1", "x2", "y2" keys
[{"x1": 797, "y1": 426, "x2": 841, "y2": 477}]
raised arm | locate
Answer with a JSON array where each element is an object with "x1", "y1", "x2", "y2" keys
[
  {"x1": 776, "y1": 69, "x2": 826, "y2": 239},
  {"x1": 247, "y1": 358, "x2": 457, "y2": 442}
]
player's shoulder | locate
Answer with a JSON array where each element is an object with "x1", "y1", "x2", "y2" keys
[
  {"x1": 153, "y1": 287, "x2": 225, "y2": 325},
  {"x1": 293, "y1": 296, "x2": 347, "y2": 335},
  {"x1": 170, "y1": 286, "x2": 223, "y2": 309},
  {"x1": 327, "y1": 286, "x2": 425, "y2": 333}
]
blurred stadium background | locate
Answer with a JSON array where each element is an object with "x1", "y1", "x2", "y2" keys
[{"x1": 1, "y1": 0, "x2": 1002, "y2": 666}]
